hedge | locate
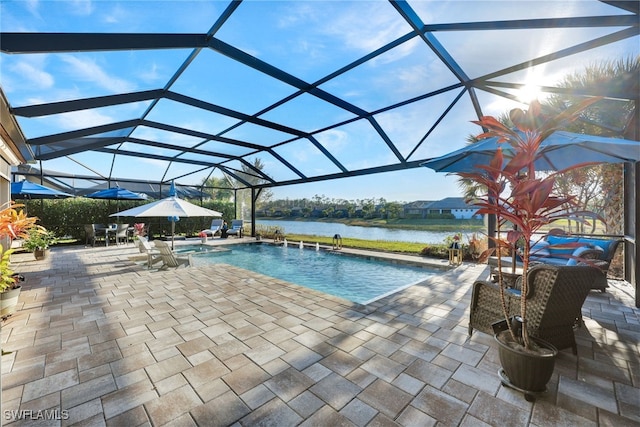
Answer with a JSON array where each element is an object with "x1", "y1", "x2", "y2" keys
[{"x1": 19, "y1": 198, "x2": 236, "y2": 241}]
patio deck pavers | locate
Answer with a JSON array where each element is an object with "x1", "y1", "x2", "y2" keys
[{"x1": 1, "y1": 241, "x2": 639, "y2": 426}]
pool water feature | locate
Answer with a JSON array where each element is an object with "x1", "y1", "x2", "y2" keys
[{"x1": 189, "y1": 243, "x2": 438, "y2": 304}]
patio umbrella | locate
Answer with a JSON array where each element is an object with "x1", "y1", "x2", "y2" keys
[
  {"x1": 111, "y1": 182, "x2": 221, "y2": 249},
  {"x1": 421, "y1": 130, "x2": 640, "y2": 173},
  {"x1": 11, "y1": 181, "x2": 73, "y2": 199},
  {"x1": 422, "y1": 130, "x2": 640, "y2": 273},
  {"x1": 85, "y1": 187, "x2": 148, "y2": 201},
  {"x1": 87, "y1": 186, "x2": 148, "y2": 216}
]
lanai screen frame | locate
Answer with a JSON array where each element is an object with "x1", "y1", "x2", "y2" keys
[{"x1": 0, "y1": 0, "x2": 638, "y2": 305}]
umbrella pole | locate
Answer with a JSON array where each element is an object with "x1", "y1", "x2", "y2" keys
[{"x1": 172, "y1": 221, "x2": 175, "y2": 250}]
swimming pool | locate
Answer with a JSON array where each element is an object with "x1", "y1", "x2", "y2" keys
[{"x1": 186, "y1": 243, "x2": 438, "y2": 304}]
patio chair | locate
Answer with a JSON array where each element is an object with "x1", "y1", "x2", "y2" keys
[
  {"x1": 84, "y1": 224, "x2": 97, "y2": 247},
  {"x1": 84, "y1": 224, "x2": 107, "y2": 247},
  {"x1": 202, "y1": 219, "x2": 224, "y2": 237},
  {"x1": 136, "y1": 236, "x2": 163, "y2": 268},
  {"x1": 469, "y1": 264, "x2": 604, "y2": 354},
  {"x1": 114, "y1": 223, "x2": 130, "y2": 245},
  {"x1": 226, "y1": 220, "x2": 244, "y2": 238},
  {"x1": 153, "y1": 240, "x2": 192, "y2": 269}
]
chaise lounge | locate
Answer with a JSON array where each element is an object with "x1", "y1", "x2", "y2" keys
[
  {"x1": 225, "y1": 220, "x2": 244, "y2": 238},
  {"x1": 201, "y1": 219, "x2": 224, "y2": 238}
]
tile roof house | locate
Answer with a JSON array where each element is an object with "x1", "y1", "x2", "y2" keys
[
  {"x1": 404, "y1": 197, "x2": 481, "y2": 219},
  {"x1": 403, "y1": 200, "x2": 434, "y2": 217}
]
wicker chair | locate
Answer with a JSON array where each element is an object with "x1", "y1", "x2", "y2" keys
[{"x1": 469, "y1": 264, "x2": 606, "y2": 354}]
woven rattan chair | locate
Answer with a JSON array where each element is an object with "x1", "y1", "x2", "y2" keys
[{"x1": 468, "y1": 264, "x2": 606, "y2": 354}]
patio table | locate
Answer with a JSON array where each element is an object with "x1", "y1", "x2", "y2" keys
[{"x1": 94, "y1": 224, "x2": 116, "y2": 247}]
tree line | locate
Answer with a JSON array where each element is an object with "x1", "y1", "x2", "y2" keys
[{"x1": 257, "y1": 196, "x2": 405, "y2": 219}]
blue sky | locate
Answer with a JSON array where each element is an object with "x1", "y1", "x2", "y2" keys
[{"x1": 1, "y1": 1, "x2": 637, "y2": 202}]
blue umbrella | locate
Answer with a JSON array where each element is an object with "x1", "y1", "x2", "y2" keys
[
  {"x1": 421, "y1": 130, "x2": 640, "y2": 173},
  {"x1": 11, "y1": 181, "x2": 73, "y2": 199},
  {"x1": 87, "y1": 187, "x2": 148, "y2": 219},
  {"x1": 86, "y1": 187, "x2": 148, "y2": 200}
]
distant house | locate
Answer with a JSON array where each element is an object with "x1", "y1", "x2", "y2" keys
[
  {"x1": 403, "y1": 201, "x2": 434, "y2": 218},
  {"x1": 403, "y1": 197, "x2": 481, "y2": 219},
  {"x1": 427, "y1": 197, "x2": 480, "y2": 219}
]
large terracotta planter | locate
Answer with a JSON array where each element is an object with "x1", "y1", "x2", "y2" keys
[
  {"x1": 495, "y1": 331, "x2": 558, "y2": 401},
  {"x1": 1, "y1": 286, "x2": 21, "y2": 319}
]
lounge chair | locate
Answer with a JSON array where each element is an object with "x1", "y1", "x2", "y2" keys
[
  {"x1": 153, "y1": 240, "x2": 192, "y2": 269},
  {"x1": 225, "y1": 220, "x2": 244, "y2": 238},
  {"x1": 201, "y1": 219, "x2": 224, "y2": 237},
  {"x1": 136, "y1": 236, "x2": 163, "y2": 268},
  {"x1": 469, "y1": 264, "x2": 605, "y2": 354}
]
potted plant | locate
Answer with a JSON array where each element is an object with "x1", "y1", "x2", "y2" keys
[
  {"x1": 22, "y1": 228, "x2": 57, "y2": 260},
  {"x1": 459, "y1": 98, "x2": 602, "y2": 396},
  {"x1": 0, "y1": 202, "x2": 39, "y2": 318},
  {"x1": 198, "y1": 231, "x2": 208, "y2": 244},
  {"x1": 133, "y1": 223, "x2": 146, "y2": 237}
]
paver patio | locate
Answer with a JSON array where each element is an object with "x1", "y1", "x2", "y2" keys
[{"x1": 1, "y1": 240, "x2": 638, "y2": 426}]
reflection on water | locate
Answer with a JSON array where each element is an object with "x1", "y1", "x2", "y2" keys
[
  {"x1": 193, "y1": 243, "x2": 436, "y2": 304},
  {"x1": 257, "y1": 219, "x2": 455, "y2": 244}
]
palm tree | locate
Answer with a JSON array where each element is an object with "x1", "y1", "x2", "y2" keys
[
  {"x1": 457, "y1": 56, "x2": 638, "y2": 235},
  {"x1": 545, "y1": 56, "x2": 638, "y2": 234},
  {"x1": 233, "y1": 158, "x2": 273, "y2": 218}
]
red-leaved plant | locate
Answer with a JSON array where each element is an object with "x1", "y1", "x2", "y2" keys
[
  {"x1": 457, "y1": 98, "x2": 603, "y2": 350},
  {"x1": 0, "y1": 201, "x2": 41, "y2": 291},
  {"x1": 133, "y1": 223, "x2": 146, "y2": 237}
]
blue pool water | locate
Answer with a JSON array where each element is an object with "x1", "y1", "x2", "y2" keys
[{"x1": 184, "y1": 243, "x2": 437, "y2": 304}]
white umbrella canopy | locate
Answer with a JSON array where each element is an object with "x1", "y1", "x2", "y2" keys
[
  {"x1": 111, "y1": 194, "x2": 222, "y2": 249},
  {"x1": 110, "y1": 196, "x2": 221, "y2": 218}
]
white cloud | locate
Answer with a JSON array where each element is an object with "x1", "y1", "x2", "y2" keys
[
  {"x1": 102, "y1": 4, "x2": 129, "y2": 25},
  {"x1": 10, "y1": 60, "x2": 54, "y2": 90},
  {"x1": 24, "y1": 0, "x2": 40, "y2": 16},
  {"x1": 315, "y1": 129, "x2": 348, "y2": 153},
  {"x1": 276, "y1": 3, "x2": 317, "y2": 28},
  {"x1": 138, "y1": 62, "x2": 163, "y2": 84},
  {"x1": 323, "y1": 3, "x2": 409, "y2": 54},
  {"x1": 279, "y1": 2, "x2": 416, "y2": 67},
  {"x1": 55, "y1": 109, "x2": 114, "y2": 131},
  {"x1": 68, "y1": 0, "x2": 94, "y2": 16},
  {"x1": 61, "y1": 55, "x2": 136, "y2": 93}
]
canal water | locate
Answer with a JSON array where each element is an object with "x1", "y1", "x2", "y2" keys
[{"x1": 256, "y1": 219, "x2": 459, "y2": 244}]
